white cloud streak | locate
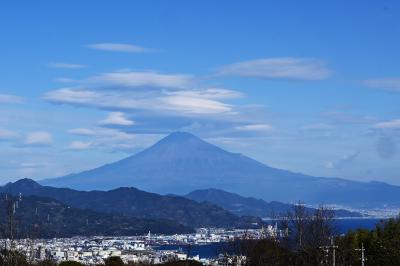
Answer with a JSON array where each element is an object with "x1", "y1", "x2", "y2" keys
[
  {"x1": 235, "y1": 124, "x2": 273, "y2": 131},
  {"x1": 43, "y1": 88, "x2": 234, "y2": 115},
  {"x1": 322, "y1": 111, "x2": 376, "y2": 125},
  {"x1": 66, "y1": 127, "x2": 158, "y2": 153},
  {"x1": 99, "y1": 112, "x2": 135, "y2": 126},
  {"x1": 160, "y1": 96, "x2": 232, "y2": 114},
  {"x1": 218, "y1": 57, "x2": 332, "y2": 80},
  {"x1": 87, "y1": 43, "x2": 158, "y2": 53},
  {"x1": 302, "y1": 123, "x2": 336, "y2": 131},
  {"x1": 0, "y1": 94, "x2": 24, "y2": 104},
  {"x1": 0, "y1": 129, "x2": 18, "y2": 140},
  {"x1": 24, "y1": 131, "x2": 53, "y2": 146},
  {"x1": 364, "y1": 78, "x2": 400, "y2": 92},
  {"x1": 48, "y1": 62, "x2": 86, "y2": 69},
  {"x1": 44, "y1": 88, "x2": 102, "y2": 105},
  {"x1": 67, "y1": 128, "x2": 96, "y2": 136},
  {"x1": 170, "y1": 88, "x2": 243, "y2": 99},
  {"x1": 67, "y1": 141, "x2": 92, "y2": 150},
  {"x1": 374, "y1": 119, "x2": 400, "y2": 129},
  {"x1": 325, "y1": 151, "x2": 360, "y2": 169},
  {"x1": 89, "y1": 71, "x2": 193, "y2": 89}
]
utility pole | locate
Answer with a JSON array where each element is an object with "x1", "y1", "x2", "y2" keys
[
  {"x1": 319, "y1": 238, "x2": 338, "y2": 266},
  {"x1": 331, "y1": 238, "x2": 338, "y2": 266},
  {"x1": 319, "y1": 246, "x2": 329, "y2": 265},
  {"x1": 355, "y1": 243, "x2": 366, "y2": 266}
]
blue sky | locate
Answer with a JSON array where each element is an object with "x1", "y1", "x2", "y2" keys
[{"x1": 1, "y1": 0, "x2": 400, "y2": 185}]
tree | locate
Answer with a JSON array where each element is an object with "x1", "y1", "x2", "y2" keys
[
  {"x1": 104, "y1": 256, "x2": 125, "y2": 266},
  {"x1": 335, "y1": 217, "x2": 400, "y2": 266},
  {"x1": 160, "y1": 261, "x2": 202, "y2": 266},
  {"x1": 0, "y1": 249, "x2": 30, "y2": 266},
  {"x1": 287, "y1": 202, "x2": 309, "y2": 251},
  {"x1": 59, "y1": 261, "x2": 85, "y2": 266},
  {"x1": 222, "y1": 203, "x2": 337, "y2": 265},
  {"x1": 0, "y1": 193, "x2": 23, "y2": 266},
  {"x1": 36, "y1": 259, "x2": 57, "y2": 266}
]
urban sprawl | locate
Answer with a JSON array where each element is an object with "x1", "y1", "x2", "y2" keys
[{"x1": 1, "y1": 226, "x2": 286, "y2": 265}]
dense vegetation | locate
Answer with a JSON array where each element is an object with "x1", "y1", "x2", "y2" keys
[
  {"x1": 1, "y1": 199, "x2": 400, "y2": 265},
  {"x1": 0, "y1": 194, "x2": 192, "y2": 238},
  {"x1": 1, "y1": 179, "x2": 260, "y2": 228},
  {"x1": 222, "y1": 211, "x2": 400, "y2": 265},
  {"x1": 335, "y1": 218, "x2": 400, "y2": 265}
]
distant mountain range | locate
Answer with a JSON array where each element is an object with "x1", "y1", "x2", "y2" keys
[
  {"x1": 1, "y1": 179, "x2": 260, "y2": 229},
  {"x1": 0, "y1": 194, "x2": 191, "y2": 238},
  {"x1": 40, "y1": 132, "x2": 400, "y2": 208},
  {"x1": 185, "y1": 188, "x2": 362, "y2": 218}
]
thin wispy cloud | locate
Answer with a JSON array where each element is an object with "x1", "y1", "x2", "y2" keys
[
  {"x1": 217, "y1": 57, "x2": 333, "y2": 80},
  {"x1": 19, "y1": 162, "x2": 50, "y2": 169},
  {"x1": 235, "y1": 124, "x2": 273, "y2": 131},
  {"x1": 48, "y1": 62, "x2": 86, "y2": 69},
  {"x1": 87, "y1": 43, "x2": 158, "y2": 53},
  {"x1": 373, "y1": 119, "x2": 400, "y2": 129},
  {"x1": 67, "y1": 127, "x2": 135, "y2": 141},
  {"x1": 54, "y1": 77, "x2": 79, "y2": 83},
  {"x1": 88, "y1": 71, "x2": 193, "y2": 89},
  {"x1": 24, "y1": 131, "x2": 53, "y2": 146},
  {"x1": 170, "y1": 88, "x2": 243, "y2": 99},
  {"x1": 364, "y1": 78, "x2": 400, "y2": 92},
  {"x1": 66, "y1": 127, "x2": 155, "y2": 153},
  {"x1": 325, "y1": 151, "x2": 360, "y2": 169},
  {"x1": 160, "y1": 96, "x2": 232, "y2": 114},
  {"x1": 321, "y1": 111, "x2": 376, "y2": 125},
  {"x1": 302, "y1": 123, "x2": 336, "y2": 131},
  {"x1": 44, "y1": 88, "x2": 235, "y2": 116},
  {"x1": 67, "y1": 140, "x2": 92, "y2": 150},
  {"x1": 99, "y1": 112, "x2": 135, "y2": 126},
  {"x1": 44, "y1": 88, "x2": 102, "y2": 105},
  {"x1": 0, "y1": 129, "x2": 18, "y2": 140},
  {"x1": 67, "y1": 128, "x2": 96, "y2": 136},
  {"x1": 0, "y1": 94, "x2": 24, "y2": 104}
]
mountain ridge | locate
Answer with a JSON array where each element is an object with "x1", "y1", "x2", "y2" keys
[
  {"x1": 185, "y1": 188, "x2": 362, "y2": 218},
  {"x1": 40, "y1": 132, "x2": 400, "y2": 208},
  {"x1": 0, "y1": 193, "x2": 192, "y2": 238},
  {"x1": 1, "y1": 178, "x2": 261, "y2": 228}
]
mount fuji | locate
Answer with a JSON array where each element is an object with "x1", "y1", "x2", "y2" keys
[{"x1": 41, "y1": 132, "x2": 400, "y2": 208}]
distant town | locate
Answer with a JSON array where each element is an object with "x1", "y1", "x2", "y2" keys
[{"x1": 2, "y1": 227, "x2": 282, "y2": 265}]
